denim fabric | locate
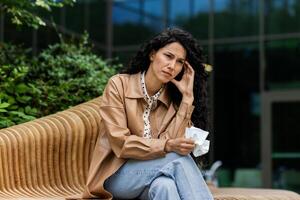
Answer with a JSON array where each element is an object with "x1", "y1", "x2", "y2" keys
[{"x1": 104, "y1": 153, "x2": 213, "y2": 200}]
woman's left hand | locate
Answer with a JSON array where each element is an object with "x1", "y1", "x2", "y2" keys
[{"x1": 171, "y1": 61, "x2": 195, "y2": 104}]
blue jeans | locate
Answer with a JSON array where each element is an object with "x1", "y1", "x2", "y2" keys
[{"x1": 104, "y1": 153, "x2": 213, "y2": 200}]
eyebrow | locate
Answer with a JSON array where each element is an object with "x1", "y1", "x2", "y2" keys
[{"x1": 165, "y1": 51, "x2": 186, "y2": 61}]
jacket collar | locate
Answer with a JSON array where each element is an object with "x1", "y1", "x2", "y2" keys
[{"x1": 125, "y1": 72, "x2": 171, "y2": 107}]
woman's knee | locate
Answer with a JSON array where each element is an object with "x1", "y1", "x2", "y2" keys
[
  {"x1": 148, "y1": 176, "x2": 178, "y2": 197},
  {"x1": 164, "y1": 153, "x2": 195, "y2": 168}
]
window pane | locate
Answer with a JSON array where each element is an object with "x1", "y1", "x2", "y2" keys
[
  {"x1": 265, "y1": 0, "x2": 300, "y2": 34},
  {"x1": 88, "y1": 0, "x2": 106, "y2": 44},
  {"x1": 113, "y1": 0, "x2": 162, "y2": 46},
  {"x1": 272, "y1": 102, "x2": 300, "y2": 153},
  {"x1": 214, "y1": 43, "x2": 259, "y2": 168},
  {"x1": 265, "y1": 39, "x2": 300, "y2": 90},
  {"x1": 272, "y1": 102, "x2": 300, "y2": 181},
  {"x1": 113, "y1": 51, "x2": 137, "y2": 68},
  {"x1": 63, "y1": 0, "x2": 106, "y2": 46},
  {"x1": 144, "y1": 0, "x2": 164, "y2": 27},
  {"x1": 214, "y1": 0, "x2": 259, "y2": 38},
  {"x1": 176, "y1": 0, "x2": 209, "y2": 40},
  {"x1": 65, "y1": 0, "x2": 86, "y2": 33},
  {"x1": 170, "y1": 0, "x2": 190, "y2": 26}
]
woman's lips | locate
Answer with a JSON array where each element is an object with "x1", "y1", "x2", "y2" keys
[{"x1": 162, "y1": 71, "x2": 172, "y2": 77}]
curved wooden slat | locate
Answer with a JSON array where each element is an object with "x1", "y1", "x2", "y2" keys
[
  {"x1": 39, "y1": 118, "x2": 70, "y2": 196},
  {"x1": 1, "y1": 129, "x2": 29, "y2": 197},
  {"x1": 10, "y1": 127, "x2": 39, "y2": 196},
  {"x1": 21, "y1": 124, "x2": 50, "y2": 197},
  {"x1": 30, "y1": 121, "x2": 63, "y2": 197},
  {"x1": 0, "y1": 135, "x2": 12, "y2": 196},
  {"x1": 25, "y1": 123, "x2": 57, "y2": 197},
  {"x1": 67, "y1": 108, "x2": 93, "y2": 181},
  {"x1": 50, "y1": 113, "x2": 81, "y2": 195},
  {"x1": 45, "y1": 116, "x2": 76, "y2": 195},
  {"x1": 57, "y1": 111, "x2": 85, "y2": 190}
]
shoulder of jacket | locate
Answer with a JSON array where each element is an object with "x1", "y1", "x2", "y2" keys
[
  {"x1": 108, "y1": 74, "x2": 130, "y2": 85},
  {"x1": 106, "y1": 74, "x2": 131, "y2": 100}
]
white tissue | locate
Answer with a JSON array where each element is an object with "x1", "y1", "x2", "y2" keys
[{"x1": 185, "y1": 126, "x2": 210, "y2": 157}]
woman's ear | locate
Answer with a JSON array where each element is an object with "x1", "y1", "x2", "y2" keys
[{"x1": 149, "y1": 51, "x2": 155, "y2": 61}]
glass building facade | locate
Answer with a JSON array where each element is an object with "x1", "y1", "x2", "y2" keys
[{"x1": 1, "y1": 0, "x2": 300, "y2": 191}]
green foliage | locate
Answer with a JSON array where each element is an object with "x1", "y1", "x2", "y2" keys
[
  {"x1": 0, "y1": 43, "x2": 39, "y2": 128},
  {"x1": 0, "y1": 0, "x2": 75, "y2": 29},
  {"x1": 28, "y1": 34, "x2": 121, "y2": 116},
  {"x1": 0, "y1": 35, "x2": 121, "y2": 128}
]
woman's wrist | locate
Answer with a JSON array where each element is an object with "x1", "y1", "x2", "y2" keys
[
  {"x1": 164, "y1": 139, "x2": 172, "y2": 153},
  {"x1": 182, "y1": 95, "x2": 194, "y2": 105}
]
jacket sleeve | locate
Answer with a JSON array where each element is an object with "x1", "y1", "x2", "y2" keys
[
  {"x1": 160, "y1": 101, "x2": 195, "y2": 139},
  {"x1": 100, "y1": 77, "x2": 167, "y2": 160}
]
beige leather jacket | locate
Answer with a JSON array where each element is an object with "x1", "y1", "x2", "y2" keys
[{"x1": 82, "y1": 72, "x2": 194, "y2": 199}]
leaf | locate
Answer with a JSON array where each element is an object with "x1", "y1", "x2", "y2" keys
[
  {"x1": 10, "y1": 111, "x2": 25, "y2": 117},
  {"x1": 16, "y1": 95, "x2": 32, "y2": 103},
  {"x1": 0, "y1": 119, "x2": 15, "y2": 128},
  {"x1": 16, "y1": 83, "x2": 31, "y2": 93},
  {"x1": 35, "y1": 0, "x2": 51, "y2": 11},
  {"x1": 0, "y1": 102, "x2": 10, "y2": 109},
  {"x1": 3, "y1": 0, "x2": 74, "y2": 28},
  {"x1": 8, "y1": 105, "x2": 19, "y2": 110},
  {"x1": 21, "y1": 115, "x2": 36, "y2": 120},
  {"x1": 9, "y1": 110, "x2": 35, "y2": 120},
  {"x1": 25, "y1": 106, "x2": 38, "y2": 115}
]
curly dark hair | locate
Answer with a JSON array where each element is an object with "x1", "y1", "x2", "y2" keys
[{"x1": 121, "y1": 27, "x2": 209, "y2": 131}]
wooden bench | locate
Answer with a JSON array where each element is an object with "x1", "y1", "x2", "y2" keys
[{"x1": 0, "y1": 97, "x2": 299, "y2": 200}]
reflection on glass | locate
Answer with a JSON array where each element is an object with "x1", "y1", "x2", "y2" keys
[
  {"x1": 265, "y1": 39, "x2": 300, "y2": 90},
  {"x1": 215, "y1": 43, "x2": 259, "y2": 82},
  {"x1": 113, "y1": 2, "x2": 141, "y2": 25},
  {"x1": 113, "y1": 0, "x2": 163, "y2": 28},
  {"x1": 175, "y1": 0, "x2": 209, "y2": 39},
  {"x1": 170, "y1": 0, "x2": 189, "y2": 26},
  {"x1": 113, "y1": 0, "x2": 162, "y2": 45},
  {"x1": 214, "y1": 0, "x2": 259, "y2": 38},
  {"x1": 144, "y1": 0, "x2": 163, "y2": 24},
  {"x1": 272, "y1": 102, "x2": 300, "y2": 153},
  {"x1": 113, "y1": 51, "x2": 136, "y2": 68},
  {"x1": 272, "y1": 101, "x2": 300, "y2": 193},
  {"x1": 65, "y1": 2, "x2": 85, "y2": 33},
  {"x1": 88, "y1": 0, "x2": 106, "y2": 44},
  {"x1": 214, "y1": 43, "x2": 259, "y2": 168},
  {"x1": 195, "y1": 0, "x2": 210, "y2": 13},
  {"x1": 265, "y1": 0, "x2": 300, "y2": 34}
]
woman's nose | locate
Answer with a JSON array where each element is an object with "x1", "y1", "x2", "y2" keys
[{"x1": 167, "y1": 60, "x2": 176, "y2": 70}]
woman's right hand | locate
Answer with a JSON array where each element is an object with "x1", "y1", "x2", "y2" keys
[
  {"x1": 170, "y1": 61, "x2": 195, "y2": 105},
  {"x1": 165, "y1": 138, "x2": 195, "y2": 155}
]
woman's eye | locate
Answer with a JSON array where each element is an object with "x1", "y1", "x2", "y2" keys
[{"x1": 165, "y1": 54, "x2": 172, "y2": 58}]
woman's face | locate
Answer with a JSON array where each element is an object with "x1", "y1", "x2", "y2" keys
[{"x1": 148, "y1": 42, "x2": 186, "y2": 84}]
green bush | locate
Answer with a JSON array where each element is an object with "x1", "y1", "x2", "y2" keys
[
  {"x1": 0, "y1": 43, "x2": 39, "y2": 127},
  {"x1": 0, "y1": 35, "x2": 121, "y2": 129}
]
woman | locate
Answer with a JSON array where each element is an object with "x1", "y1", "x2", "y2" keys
[{"x1": 82, "y1": 27, "x2": 213, "y2": 200}]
